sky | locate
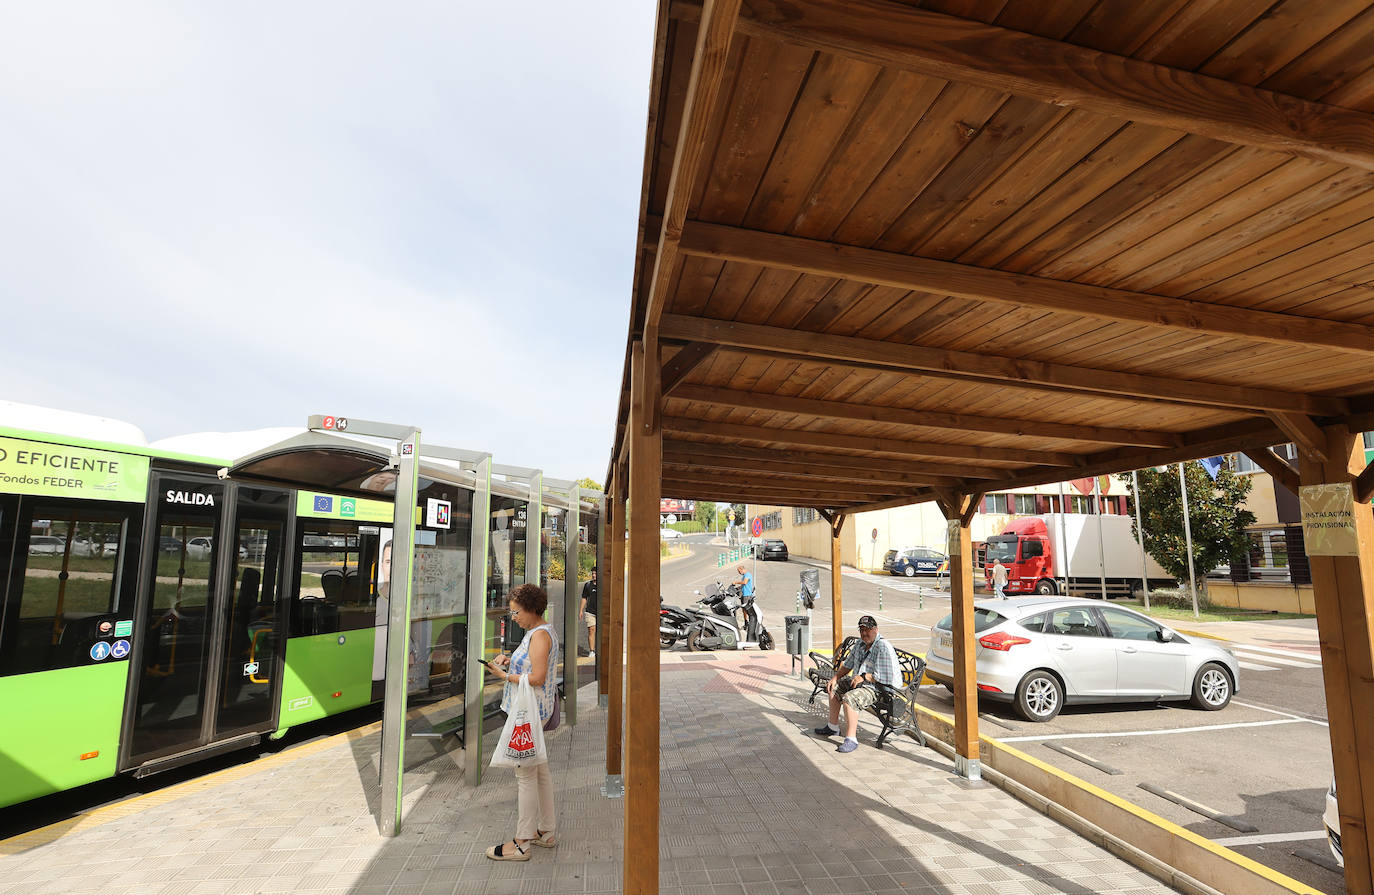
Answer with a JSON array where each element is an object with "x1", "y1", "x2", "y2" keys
[{"x1": 0, "y1": 2, "x2": 657, "y2": 484}]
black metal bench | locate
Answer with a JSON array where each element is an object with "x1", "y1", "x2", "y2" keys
[{"x1": 807, "y1": 636, "x2": 927, "y2": 749}]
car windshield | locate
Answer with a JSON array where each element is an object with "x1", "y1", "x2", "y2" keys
[
  {"x1": 934, "y1": 609, "x2": 1006, "y2": 633},
  {"x1": 985, "y1": 537, "x2": 1018, "y2": 563}
]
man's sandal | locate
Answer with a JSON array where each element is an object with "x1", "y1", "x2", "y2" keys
[
  {"x1": 485, "y1": 840, "x2": 530, "y2": 861},
  {"x1": 532, "y1": 829, "x2": 556, "y2": 848}
]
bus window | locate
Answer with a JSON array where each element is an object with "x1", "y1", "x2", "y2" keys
[
  {"x1": 0, "y1": 497, "x2": 141, "y2": 676},
  {"x1": 290, "y1": 521, "x2": 383, "y2": 636}
]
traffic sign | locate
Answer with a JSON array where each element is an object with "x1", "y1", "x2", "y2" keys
[{"x1": 751, "y1": 516, "x2": 763, "y2": 537}]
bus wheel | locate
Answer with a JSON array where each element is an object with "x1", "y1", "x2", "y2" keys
[{"x1": 1035, "y1": 579, "x2": 1056, "y2": 595}]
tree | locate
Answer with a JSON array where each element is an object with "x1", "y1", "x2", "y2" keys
[
  {"x1": 692, "y1": 501, "x2": 716, "y2": 529},
  {"x1": 1117, "y1": 461, "x2": 1255, "y2": 589},
  {"x1": 575, "y1": 477, "x2": 602, "y2": 493},
  {"x1": 729, "y1": 503, "x2": 746, "y2": 527}
]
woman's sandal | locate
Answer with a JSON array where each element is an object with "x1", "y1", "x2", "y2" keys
[
  {"x1": 484, "y1": 840, "x2": 530, "y2": 861},
  {"x1": 532, "y1": 829, "x2": 556, "y2": 848}
]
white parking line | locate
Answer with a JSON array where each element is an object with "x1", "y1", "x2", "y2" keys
[
  {"x1": 869, "y1": 613, "x2": 929, "y2": 630},
  {"x1": 1225, "y1": 642, "x2": 1322, "y2": 661},
  {"x1": 999, "y1": 718, "x2": 1302, "y2": 743},
  {"x1": 1237, "y1": 661, "x2": 1277, "y2": 672},
  {"x1": 1231, "y1": 651, "x2": 1319, "y2": 669},
  {"x1": 1212, "y1": 830, "x2": 1329, "y2": 847},
  {"x1": 1232, "y1": 700, "x2": 1329, "y2": 727}
]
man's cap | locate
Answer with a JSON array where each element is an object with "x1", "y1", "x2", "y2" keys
[{"x1": 857, "y1": 615, "x2": 877, "y2": 629}]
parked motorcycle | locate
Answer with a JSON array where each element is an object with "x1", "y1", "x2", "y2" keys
[
  {"x1": 684, "y1": 582, "x2": 773, "y2": 651},
  {"x1": 659, "y1": 596, "x2": 696, "y2": 649}
]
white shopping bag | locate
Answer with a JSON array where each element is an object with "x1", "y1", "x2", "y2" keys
[{"x1": 491, "y1": 674, "x2": 548, "y2": 768}]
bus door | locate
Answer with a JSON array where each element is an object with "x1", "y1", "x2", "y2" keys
[{"x1": 124, "y1": 475, "x2": 290, "y2": 767}]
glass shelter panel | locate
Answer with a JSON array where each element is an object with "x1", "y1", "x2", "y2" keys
[
  {"x1": 485, "y1": 495, "x2": 528, "y2": 712},
  {"x1": 407, "y1": 480, "x2": 472, "y2": 702}
]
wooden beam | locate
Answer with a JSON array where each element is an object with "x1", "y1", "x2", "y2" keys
[
  {"x1": 1358, "y1": 460, "x2": 1374, "y2": 505},
  {"x1": 938, "y1": 493, "x2": 980, "y2": 778},
  {"x1": 1300, "y1": 428, "x2": 1374, "y2": 895},
  {"x1": 1272, "y1": 412, "x2": 1331, "y2": 464},
  {"x1": 605, "y1": 466, "x2": 626, "y2": 779},
  {"x1": 1243, "y1": 448, "x2": 1300, "y2": 496},
  {"x1": 663, "y1": 471, "x2": 896, "y2": 498},
  {"x1": 671, "y1": 383, "x2": 1179, "y2": 448},
  {"x1": 625, "y1": 342, "x2": 662, "y2": 895},
  {"x1": 665, "y1": 440, "x2": 971, "y2": 479},
  {"x1": 847, "y1": 416, "x2": 1287, "y2": 513},
  {"x1": 736, "y1": 0, "x2": 1374, "y2": 173},
  {"x1": 663, "y1": 486, "x2": 863, "y2": 508},
  {"x1": 660, "y1": 314, "x2": 1347, "y2": 416},
  {"x1": 643, "y1": 0, "x2": 742, "y2": 333},
  {"x1": 662, "y1": 478, "x2": 891, "y2": 501},
  {"x1": 664, "y1": 447, "x2": 963, "y2": 486},
  {"x1": 661, "y1": 342, "x2": 718, "y2": 396},
  {"x1": 830, "y1": 512, "x2": 846, "y2": 653},
  {"x1": 678, "y1": 221, "x2": 1374, "y2": 356},
  {"x1": 663, "y1": 417, "x2": 1055, "y2": 473}
]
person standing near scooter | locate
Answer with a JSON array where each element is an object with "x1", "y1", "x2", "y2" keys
[{"x1": 733, "y1": 564, "x2": 753, "y2": 600}]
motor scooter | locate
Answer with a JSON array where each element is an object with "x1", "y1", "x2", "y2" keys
[
  {"x1": 684, "y1": 582, "x2": 773, "y2": 651},
  {"x1": 659, "y1": 596, "x2": 695, "y2": 649}
]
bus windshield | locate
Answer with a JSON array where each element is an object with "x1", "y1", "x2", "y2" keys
[{"x1": 985, "y1": 537, "x2": 1018, "y2": 563}]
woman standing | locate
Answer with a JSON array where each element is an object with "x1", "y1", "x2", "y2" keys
[{"x1": 485, "y1": 583, "x2": 559, "y2": 861}]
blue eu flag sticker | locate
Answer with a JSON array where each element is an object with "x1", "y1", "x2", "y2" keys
[{"x1": 314, "y1": 495, "x2": 333, "y2": 513}]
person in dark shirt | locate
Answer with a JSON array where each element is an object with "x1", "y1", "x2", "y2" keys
[{"x1": 579, "y1": 569, "x2": 598, "y2": 657}]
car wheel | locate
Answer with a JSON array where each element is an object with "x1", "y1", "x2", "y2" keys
[
  {"x1": 904, "y1": 565, "x2": 916, "y2": 578},
  {"x1": 1191, "y1": 663, "x2": 1232, "y2": 711},
  {"x1": 1015, "y1": 670, "x2": 1064, "y2": 722},
  {"x1": 1034, "y1": 579, "x2": 1057, "y2": 595}
]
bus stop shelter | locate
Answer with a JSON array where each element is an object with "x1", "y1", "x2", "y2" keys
[{"x1": 602, "y1": 2, "x2": 1374, "y2": 893}]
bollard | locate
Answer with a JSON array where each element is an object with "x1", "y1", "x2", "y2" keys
[
  {"x1": 919, "y1": 590, "x2": 923, "y2": 611},
  {"x1": 878, "y1": 587, "x2": 883, "y2": 611}
]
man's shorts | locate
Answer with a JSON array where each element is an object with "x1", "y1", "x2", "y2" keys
[
  {"x1": 585, "y1": 612, "x2": 596, "y2": 626},
  {"x1": 840, "y1": 683, "x2": 878, "y2": 711}
]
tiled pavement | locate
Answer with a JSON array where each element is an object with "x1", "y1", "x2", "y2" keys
[{"x1": 0, "y1": 651, "x2": 1178, "y2": 895}]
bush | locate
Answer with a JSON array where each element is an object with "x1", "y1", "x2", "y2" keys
[
  {"x1": 1146, "y1": 586, "x2": 1212, "y2": 612},
  {"x1": 667, "y1": 520, "x2": 705, "y2": 533}
]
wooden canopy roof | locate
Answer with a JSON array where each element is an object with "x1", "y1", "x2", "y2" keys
[{"x1": 609, "y1": 0, "x2": 1374, "y2": 511}]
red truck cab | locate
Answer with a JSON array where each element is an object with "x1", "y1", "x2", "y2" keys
[{"x1": 984, "y1": 517, "x2": 1053, "y2": 595}]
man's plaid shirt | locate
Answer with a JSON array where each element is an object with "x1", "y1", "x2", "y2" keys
[{"x1": 846, "y1": 634, "x2": 900, "y2": 688}]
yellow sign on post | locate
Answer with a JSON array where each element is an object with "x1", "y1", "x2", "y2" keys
[{"x1": 1300, "y1": 483, "x2": 1360, "y2": 556}]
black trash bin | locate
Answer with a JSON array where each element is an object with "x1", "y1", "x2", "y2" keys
[{"x1": 784, "y1": 614, "x2": 810, "y2": 656}]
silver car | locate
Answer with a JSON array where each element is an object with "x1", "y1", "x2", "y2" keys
[{"x1": 924, "y1": 597, "x2": 1240, "y2": 722}]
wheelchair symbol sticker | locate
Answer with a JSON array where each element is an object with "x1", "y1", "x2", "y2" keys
[
  {"x1": 110, "y1": 640, "x2": 131, "y2": 659},
  {"x1": 90, "y1": 642, "x2": 112, "y2": 661}
]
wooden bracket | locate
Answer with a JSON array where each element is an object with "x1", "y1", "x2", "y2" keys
[
  {"x1": 1356, "y1": 459, "x2": 1374, "y2": 504},
  {"x1": 661, "y1": 342, "x2": 718, "y2": 396},
  {"x1": 1243, "y1": 448, "x2": 1300, "y2": 495},
  {"x1": 1269, "y1": 412, "x2": 1329, "y2": 463}
]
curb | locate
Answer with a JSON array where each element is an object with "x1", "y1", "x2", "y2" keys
[{"x1": 910, "y1": 703, "x2": 1322, "y2": 895}]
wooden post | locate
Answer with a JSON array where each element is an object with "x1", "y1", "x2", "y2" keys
[
  {"x1": 939, "y1": 493, "x2": 982, "y2": 779},
  {"x1": 597, "y1": 494, "x2": 609, "y2": 702},
  {"x1": 1299, "y1": 426, "x2": 1374, "y2": 895},
  {"x1": 830, "y1": 513, "x2": 846, "y2": 651},
  {"x1": 604, "y1": 465, "x2": 627, "y2": 792},
  {"x1": 625, "y1": 339, "x2": 662, "y2": 894}
]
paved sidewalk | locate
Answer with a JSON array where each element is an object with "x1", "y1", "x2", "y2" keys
[
  {"x1": 1, "y1": 652, "x2": 1179, "y2": 895},
  {"x1": 1176, "y1": 617, "x2": 1321, "y2": 656}
]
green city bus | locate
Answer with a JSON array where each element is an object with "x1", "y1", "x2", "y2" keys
[{"x1": 0, "y1": 410, "x2": 490, "y2": 810}]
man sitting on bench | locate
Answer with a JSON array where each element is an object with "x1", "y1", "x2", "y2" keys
[{"x1": 815, "y1": 615, "x2": 900, "y2": 753}]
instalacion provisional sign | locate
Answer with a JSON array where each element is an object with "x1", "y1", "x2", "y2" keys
[{"x1": 1299, "y1": 483, "x2": 1361, "y2": 557}]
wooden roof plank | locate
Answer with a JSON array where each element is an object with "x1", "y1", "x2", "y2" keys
[
  {"x1": 661, "y1": 312, "x2": 1350, "y2": 414},
  {"x1": 645, "y1": 0, "x2": 744, "y2": 334},
  {"x1": 678, "y1": 221, "x2": 1374, "y2": 353},
  {"x1": 738, "y1": 0, "x2": 1374, "y2": 171},
  {"x1": 670, "y1": 383, "x2": 1179, "y2": 447}
]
